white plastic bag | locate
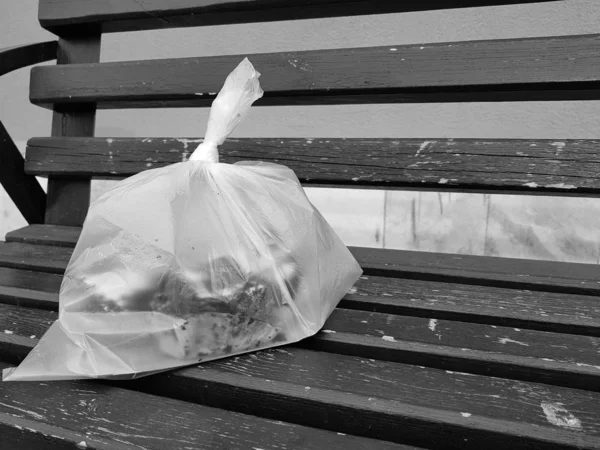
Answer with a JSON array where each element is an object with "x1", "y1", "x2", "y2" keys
[{"x1": 3, "y1": 58, "x2": 362, "y2": 381}]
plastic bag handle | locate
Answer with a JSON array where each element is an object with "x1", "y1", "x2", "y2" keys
[{"x1": 190, "y1": 58, "x2": 264, "y2": 163}]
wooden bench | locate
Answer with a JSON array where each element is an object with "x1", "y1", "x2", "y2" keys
[{"x1": 2, "y1": 1, "x2": 600, "y2": 448}]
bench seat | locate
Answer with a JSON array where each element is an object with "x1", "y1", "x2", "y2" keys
[{"x1": 1, "y1": 225, "x2": 600, "y2": 449}]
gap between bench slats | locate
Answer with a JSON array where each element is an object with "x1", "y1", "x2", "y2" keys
[
  {"x1": 25, "y1": 137, "x2": 600, "y2": 194},
  {"x1": 2, "y1": 264, "x2": 599, "y2": 337},
  {"x1": 30, "y1": 35, "x2": 600, "y2": 108},
  {"x1": 38, "y1": 0, "x2": 559, "y2": 34},
  {"x1": 1, "y1": 313, "x2": 599, "y2": 450},
  {"x1": 1, "y1": 299, "x2": 599, "y2": 391},
  {"x1": 0, "y1": 362, "x2": 407, "y2": 450},
  {"x1": 3, "y1": 228, "x2": 599, "y2": 296}
]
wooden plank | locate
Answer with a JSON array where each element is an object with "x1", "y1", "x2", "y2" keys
[
  {"x1": 0, "y1": 121, "x2": 46, "y2": 224},
  {"x1": 0, "y1": 41, "x2": 57, "y2": 77},
  {"x1": 25, "y1": 137, "x2": 600, "y2": 194},
  {"x1": 3, "y1": 229, "x2": 599, "y2": 295},
  {"x1": 30, "y1": 35, "x2": 600, "y2": 108},
  {"x1": 6, "y1": 225, "x2": 81, "y2": 247},
  {"x1": 2, "y1": 300, "x2": 600, "y2": 391},
  {"x1": 38, "y1": 0, "x2": 558, "y2": 34},
  {"x1": 1, "y1": 260, "x2": 599, "y2": 345},
  {"x1": 3, "y1": 253, "x2": 599, "y2": 340},
  {"x1": 1, "y1": 315, "x2": 600, "y2": 449},
  {"x1": 45, "y1": 35, "x2": 100, "y2": 227},
  {"x1": 0, "y1": 362, "x2": 406, "y2": 450},
  {"x1": 0, "y1": 268, "x2": 61, "y2": 310},
  {"x1": 344, "y1": 275, "x2": 600, "y2": 337},
  {"x1": 0, "y1": 242, "x2": 72, "y2": 274},
  {"x1": 351, "y1": 246, "x2": 600, "y2": 296}
]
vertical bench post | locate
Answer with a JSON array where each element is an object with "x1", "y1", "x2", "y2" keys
[{"x1": 45, "y1": 34, "x2": 100, "y2": 226}]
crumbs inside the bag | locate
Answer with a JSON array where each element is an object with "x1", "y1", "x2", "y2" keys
[{"x1": 70, "y1": 248, "x2": 298, "y2": 361}]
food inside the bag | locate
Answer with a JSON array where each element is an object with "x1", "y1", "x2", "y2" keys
[{"x1": 64, "y1": 245, "x2": 301, "y2": 361}]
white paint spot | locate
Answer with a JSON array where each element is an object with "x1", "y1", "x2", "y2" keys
[
  {"x1": 337, "y1": 432, "x2": 346, "y2": 435},
  {"x1": 0, "y1": 402, "x2": 46, "y2": 420},
  {"x1": 30, "y1": 335, "x2": 36, "y2": 339},
  {"x1": 176, "y1": 138, "x2": 202, "y2": 149},
  {"x1": 542, "y1": 358, "x2": 555, "y2": 362},
  {"x1": 106, "y1": 138, "x2": 114, "y2": 145},
  {"x1": 305, "y1": 386, "x2": 310, "y2": 390},
  {"x1": 541, "y1": 402, "x2": 582, "y2": 430},
  {"x1": 415, "y1": 140, "x2": 434, "y2": 156},
  {"x1": 209, "y1": 92, "x2": 217, "y2": 95},
  {"x1": 389, "y1": 48, "x2": 398, "y2": 51},
  {"x1": 347, "y1": 287, "x2": 357, "y2": 295},
  {"x1": 439, "y1": 178, "x2": 449, "y2": 184},
  {"x1": 428, "y1": 319, "x2": 438, "y2": 332},
  {"x1": 321, "y1": 330, "x2": 336, "y2": 334},
  {"x1": 361, "y1": 320, "x2": 368, "y2": 323},
  {"x1": 76, "y1": 441, "x2": 87, "y2": 448},
  {"x1": 141, "y1": 138, "x2": 152, "y2": 143},
  {"x1": 461, "y1": 412, "x2": 472, "y2": 418},
  {"x1": 382, "y1": 335, "x2": 396, "y2": 342},
  {"x1": 351, "y1": 177, "x2": 360, "y2": 181},
  {"x1": 4, "y1": 330, "x2": 13, "y2": 334},
  {"x1": 498, "y1": 337, "x2": 529, "y2": 346},
  {"x1": 576, "y1": 362, "x2": 600, "y2": 370},
  {"x1": 551, "y1": 141, "x2": 565, "y2": 153},
  {"x1": 514, "y1": 328, "x2": 521, "y2": 331},
  {"x1": 420, "y1": 46, "x2": 425, "y2": 49},
  {"x1": 523, "y1": 182, "x2": 538, "y2": 188},
  {"x1": 194, "y1": 93, "x2": 204, "y2": 96},
  {"x1": 546, "y1": 183, "x2": 576, "y2": 189},
  {"x1": 146, "y1": 163, "x2": 152, "y2": 167}
]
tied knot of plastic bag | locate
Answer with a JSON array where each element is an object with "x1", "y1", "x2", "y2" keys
[{"x1": 190, "y1": 58, "x2": 264, "y2": 163}]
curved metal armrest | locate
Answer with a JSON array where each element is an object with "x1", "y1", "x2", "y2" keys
[
  {"x1": 0, "y1": 41, "x2": 55, "y2": 225},
  {"x1": 0, "y1": 40, "x2": 57, "y2": 78}
]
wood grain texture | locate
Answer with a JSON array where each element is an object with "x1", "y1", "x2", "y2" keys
[
  {"x1": 2, "y1": 230, "x2": 600, "y2": 295},
  {"x1": 351, "y1": 246, "x2": 600, "y2": 295},
  {"x1": 343, "y1": 275, "x2": 600, "y2": 337},
  {"x1": 6, "y1": 224, "x2": 83, "y2": 248},
  {"x1": 25, "y1": 137, "x2": 600, "y2": 194},
  {"x1": 0, "y1": 361, "x2": 407, "y2": 450},
  {"x1": 45, "y1": 35, "x2": 100, "y2": 227},
  {"x1": 30, "y1": 35, "x2": 600, "y2": 109},
  {"x1": 0, "y1": 41, "x2": 57, "y2": 77},
  {"x1": 2, "y1": 291, "x2": 600, "y2": 392},
  {"x1": 2, "y1": 255, "x2": 599, "y2": 340},
  {"x1": 0, "y1": 242, "x2": 72, "y2": 274},
  {"x1": 38, "y1": 0, "x2": 558, "y2": 34},
  {"x1": 0, "y1": 267, "x2": 61, "y2": 310},
  {"x1": 2, "y1": 321, "x2": 600, "y2": 449},
  {"x1": 0, "y1": 122, "x2": 46, "y2": 224}
]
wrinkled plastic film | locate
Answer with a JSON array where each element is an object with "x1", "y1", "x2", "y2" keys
[
  {"x1": 3, "y1": 59, "x2": 361, "y2": 382},
  {"x1": 190, "y1": 58, "x2": 264, "y2": 163}
]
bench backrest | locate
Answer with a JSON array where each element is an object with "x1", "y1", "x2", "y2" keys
[{"x1": 28, "y1": 0, "x2": 600, "y2": 227}]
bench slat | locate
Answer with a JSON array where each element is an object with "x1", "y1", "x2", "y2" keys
[
  {"x1": 30, "y1": 35, "x2": 600, "y2": 109},
  {"x1": 1, "y1": 311, "x2": 600, "y2": 449},
  {"x1": 2, "y1": 296, "x2": 599, "y2": 391},
  {"x1": 3, "y1": 264, "x2": 599, "y2": 339},
  {"x1": 3, "y1": 229, "x2": 600, "y2": 295},
  {"x1": 346, "y1": 275, "x2": 600, "y2": 337},
  {"x1": 0, "y1": 361, "x2": 407, "y2": 450},
  {"x1": 38, "y1": 0, "x2": 558, "y2": 34},
  {"x1": 25, "y1": 137, "x2": 600, "y2": 194}
]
